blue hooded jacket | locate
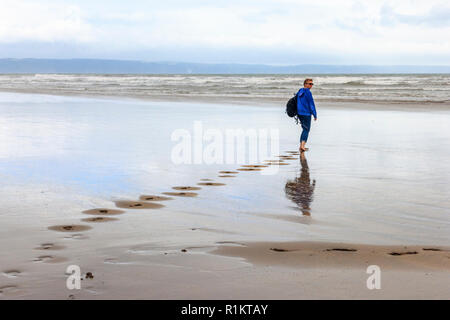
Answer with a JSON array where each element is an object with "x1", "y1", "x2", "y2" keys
[{"x1": 297, "y1": 88, "x2": 317, "y2": 119}]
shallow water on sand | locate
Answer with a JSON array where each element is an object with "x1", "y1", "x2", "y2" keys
[{"x1": 0, "y1": 91, "x2": 449, "y2": 267}]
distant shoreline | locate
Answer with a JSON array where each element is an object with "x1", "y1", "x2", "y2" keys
[{"x1": 1, "y1": 58, "x2": 450, "y2": 74}]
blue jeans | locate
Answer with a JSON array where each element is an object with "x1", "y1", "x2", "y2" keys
[{"x1": 298, "y1": 115, "x2": 311, "y2": 142}]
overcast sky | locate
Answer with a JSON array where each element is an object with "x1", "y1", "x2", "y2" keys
[{"x1": 1, "y1": 0, "x2": 449, "y2": 65}]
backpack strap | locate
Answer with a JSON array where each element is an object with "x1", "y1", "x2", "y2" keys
[{"x1": 294, "y1": 91, "x2": 300, "y2": 125}]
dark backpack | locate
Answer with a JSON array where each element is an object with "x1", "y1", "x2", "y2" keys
[{"x1": 286, "y1": 92, "x2": 300, "y2": 124}]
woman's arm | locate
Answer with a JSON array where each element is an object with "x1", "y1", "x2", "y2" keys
[{"x1": 307, "y1": 91, "x2": 317, "y2": 119}]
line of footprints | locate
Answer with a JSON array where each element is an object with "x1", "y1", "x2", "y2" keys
[
  {"x1": 1, "y1": 151, "x2": 300, "y2": 290},
  {"x1": 2, "y1": 148, "x2": 446, "y2": 296}
]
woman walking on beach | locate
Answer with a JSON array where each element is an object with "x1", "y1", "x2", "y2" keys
[{"x1": 297, "y1": 79, "x2": 317, "y2": 152}]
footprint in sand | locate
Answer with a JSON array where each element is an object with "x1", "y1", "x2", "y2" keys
[
  {"x1": 199, "y1": 179, "x2": 214, "y2": 181},
  {"x1": 81, "y1": 217, "x2": 119, "y2": 223},
  {"x1": 48, "y1": 225, "x2": 92, "y2": 232},
  {"x1": 278, "y1": 155, "x2": 297, "y2": 158},
  {"x1": 219, "y1": 171, "x2": 239, "y2": 174},
  {"x1": 325, "y1": 248, "x2": 358, "y2": 252},
  {"x1": 389, "y1": 251, "x2": 418, "y2": 256},
  {"x1": 162, "y1": 192, "x2": 198, "y2": 197},
  {"x1": 82, "y1": 208, "x2": 125, "y2": 216},
  {"x1": 2, "y1": 270, "x2": 21, "y2": 278},
  {"x1": 241, "y1": 165, "x2": 269, "y2": 168},
  {"x1": 197, "y1": 182, "x2": 226, "y2": 186},
  {"x1": 114, "y1": 201, "x2": 165, "y2": 209},
  {"x1": 34, "y1": 243, "x2": 66, "y2": 250},
  {"x1": 218, "y1": 175, "x2": 237, "y2": 178},
  {"x1": 270, "y1": 248, "x2": 293, "y2": 252},
  {"x1": 263, "y1": 160, "x2": 289, "y2": 165},
  {"x1": 237, "y1": 168, "x2": 263, "y2": 171},
  {"x1": 139, "y1": 195, "x2": 174, "y2": 201},
  {"x1": 33, "y1": 255, "x2": 68, "y2": 263},
  {"x1": 172, "y1": 186, "x2": 202, "y2": 191}
]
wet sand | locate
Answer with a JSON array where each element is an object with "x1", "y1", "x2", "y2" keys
[
  {"x1": 0, "y1": 92, "x2": 449, "y2": 299},
  {"x1": 1, "y1": 87, "x2": 449, "y2": 112},
  {"x1": 212, "y1": 241, "x2": 450, "y2": 271},
  {"x1": 2, "y1": 240, "x2": 448, "y2": 299}
]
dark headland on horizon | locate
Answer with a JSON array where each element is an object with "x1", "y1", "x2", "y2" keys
[{"x1": 0, "y1": 58, "x2": 449, "y2": 74}]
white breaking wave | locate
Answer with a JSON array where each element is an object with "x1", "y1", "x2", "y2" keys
[{"x1": 0, "y1": 74, "x2": 449, "y2": 103}]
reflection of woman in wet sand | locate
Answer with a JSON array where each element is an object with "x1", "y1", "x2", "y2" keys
[{"x1": 284, "y1": 152, "x2": 316, "y2": 216}]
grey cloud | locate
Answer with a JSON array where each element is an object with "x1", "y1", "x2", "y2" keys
[{"x1": 381, "y1": 4, "x2": 450, "y2": 27}]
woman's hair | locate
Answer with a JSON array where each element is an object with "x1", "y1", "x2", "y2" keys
[{"x1": 304, "y1": 78, "x2": 313, "y2": 85}]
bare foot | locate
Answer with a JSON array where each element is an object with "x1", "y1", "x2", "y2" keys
[{"x1": 300, "y1": 141, "x2": 309, "y2": 152}]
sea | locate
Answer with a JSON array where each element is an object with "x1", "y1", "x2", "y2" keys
[{"x1": 0, "y1": 73, "x2": 449, "y2": 104}]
